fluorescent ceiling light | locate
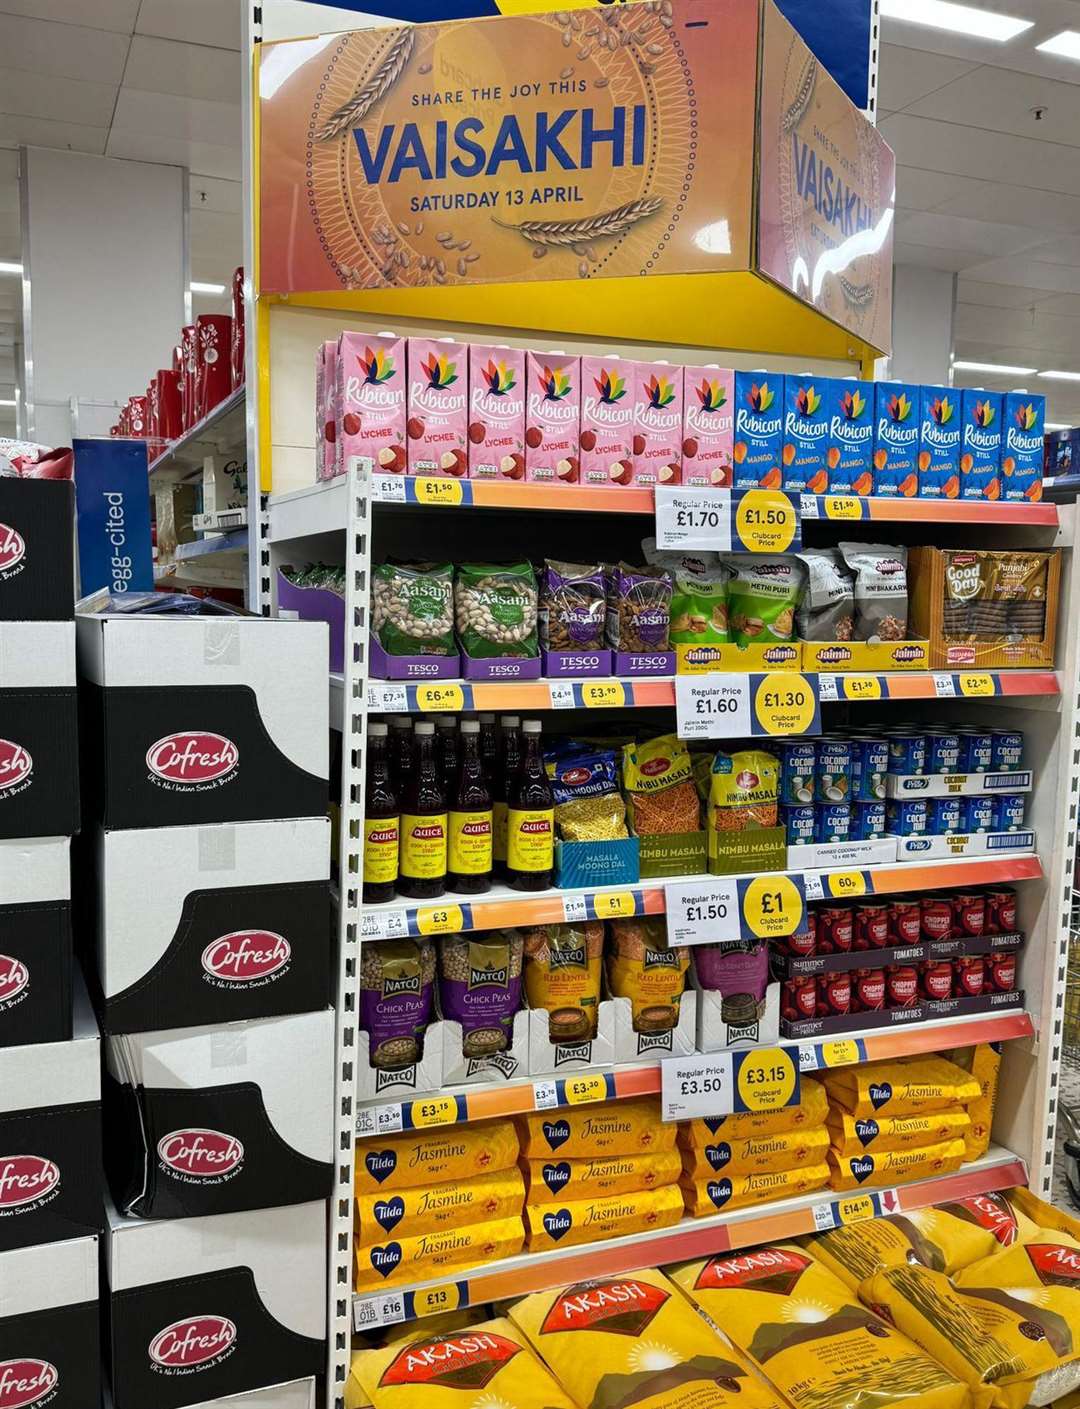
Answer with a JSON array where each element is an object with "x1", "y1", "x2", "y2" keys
[
  {"x1": 0, "y1": 262, "x2": 22, "y2": 276},
  {"x1": 880, "y1": 0, "x2": 1032, "y2": 41},
  {"x1": 1038, "y1": 30, "x2": 1080, "y2": 60},
  {"x1": 1039, "y1": 369, "x2": 1080, "y2": 381},
  {"x1": 953, "y1": 359, "x2": 1036, "y2": 376},
  {"x1": 0, "y1": 399, "x2": 16, "y2": 407},
  {"x1": 190, "y1": 281, "x2": 226, "y2": 295},
  {"x1": 1047, "y1": 422, "x2": 1071, "y2": 431}
]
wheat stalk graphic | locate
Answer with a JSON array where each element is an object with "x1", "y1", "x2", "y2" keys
[
  {"x1": 315, "y1": 28, "x2": 415, "y2": 141},
  {"x1": 782, "y1": 53, "x2": 817, "y2": 133},
  {"x1": 494, "y1": 196, "x2": 664, "y2": 249}
]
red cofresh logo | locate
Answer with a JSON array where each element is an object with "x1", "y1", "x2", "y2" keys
[
  {"x1": 157, "y1": 1129, "x2": 244, "y2": 1179},
  {"x1": 0, "y1": 525, "x2": 25, "y2": 577},
  {"x1": 146, "y1": 732, "x2": 238, "y2": 786},
  {"x1": 0, "y1": 742, "x2": 31, "y2": 794},
  {"x1": 0, "y1": 1156, "x2": 59, "y2": 1209},
  {"x1": 0, "y1": 955, "x2": 28, "y2": 1003},
  {"x1": 201, "y1": 931, "x2": 290, "y2": 984},
  {"x1": 149, "y1": 1316, "x2": 236, "y2": 1371},
  {"x1": 0, "y1": 1359, "x2": 57, "y2": 1408}
]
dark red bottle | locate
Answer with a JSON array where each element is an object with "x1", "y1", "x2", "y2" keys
[
  {"x1": 506, "y1": 719, "x2": 554, "y2": 892},
  {"x1": 362, "y1": 721, "x2": 398, "y2": 905},
  {"x1": 447, "y1": 720, "x2": 493, "y2": 894},
  {"x1": 397, "y1": 720, "x2": 447, "y2": 900}
]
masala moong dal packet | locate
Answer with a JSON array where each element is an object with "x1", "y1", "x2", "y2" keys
[
  {"x1": 354, "y1": 1118, "x2": 519, "y2": 1194},
  {"x1": 354, "y1": 1215, "x2": 524, "y2": 1291},
  {"x1": 524, "y1": 1182, "x2": 683, "y2": 1251},
  {"x1": 354, "y1": 1166, "x2": 525, "y2": 1246},
  {"x1": 678, "y1": 1077, "x2": 827, "y2": 1146},
  {"x1": 824, "y1": 1057, "x2": 980, "y2": 1119},
  {"x1": 521, "y1": 1148, "x2": 681, "y2": 1204},
  {"x1": 679, "y1": 1125, "x2": 830, "y2": 1179},
  {"x1": 827, "y1": 1109, "x2": 971, "y2": 1158},
  {"x1": 517, "y1": 1096, "x2": 675, "y2": 1160},
  {"x1": 827, "y1": 1138, "x2": 967, "y2": 1193}
]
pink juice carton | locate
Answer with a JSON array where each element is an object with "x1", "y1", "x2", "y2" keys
[
  {"x1": 316, "y1": 340, "x2": 336, "y2": 482},
  {"x1": 917, "y1": 386, "x2": 961, "y2": 499},
  {"x1": 336, "y1": 330, "x2": 406, "y2": 476},
  {"x1": 406, "y1": 335, "x2": 468, "y2": 476},
  {"x1": 1002, "y1": 391, "x2": 1045, "y2": 502},
  {"x1": 959, "y1": 388, "x2": 1002, "y2": 500},
  {"x1": 873, "y1": 380, "x2": 919, "y2": 497},
  {"x1": 525, "y1": 351, "x2": 581, "y2": 483},
  {"x1": 632, "y1": 360, "x2": 683, "y2": 487},
  {"x1": 824, "y1": 378, "x2": 873, "y2": 495},
  {"x1": 468, "y1": 343, "x2": 525, "y2": 480},
  {"x1": 733, "y1": 371, "x2": 783, "y2": 489},
  {"x1": 580, "y1": 355, "x2": 634, "y2": 487},
  {"x1": 782, "y1": 376, "x2": 830, "y2": 493},
  {"x1": 683, "y1": 365, "x2": 734, "y2": 487}
]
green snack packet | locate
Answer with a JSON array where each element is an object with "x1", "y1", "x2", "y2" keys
[
  {"x1": 669, "y1": 567, "x2": 731, "y2": 645},
  {"x1": 371, "y1": 561, "x2": 455, "y2": 656},
  {"x1": 726, "y1": 554, "x2": 804, "y2": 646},
  {"x1": 455, "y1": 562, "x2": 539, "y2": 659}
]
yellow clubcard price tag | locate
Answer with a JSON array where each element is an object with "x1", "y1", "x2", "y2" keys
[
  {"x1": 410, "y1": 1096, "x2": 457, "y2": 1128},
  {"x1": 843, "y1": 675, "x2": 882, "y2": 701},
  {"x1": 581, "y1": 681, "x2": 626, "y2": 709},
  {"x1": 754, "y1": 672, "x2": 817, "y2": 735},
  {"x1": 829, "y1": 872, "x2": 867, "y2": 898},
  {"x1": 592, "y1": 891, "x2": 636, "y2": 919},
  {"x1": 821, "y1": 1039, "x2": 861, "y2": 1068},
  {"x1": 836, "y1": 1194, "x2": 877, "y2": 1225},
  {"x1": 736, "y1": 1048, "x2": 798, "y2": 1112},
  {"x1": 959, "y1": 673, "x2": 996, "y2": 697},
  {"x1": 735, "y1": 490, "x2": 798, "y2": 553},
  {"x1": 742, "y1": 875, "x2": 804, "y2": 940},
  {"x1": 824, "y1": 496, "x2": 864, "y2": 520},
  {"x1": 414, "y1": 683, "x2": 465, "y2": 712},
  {"x1": 415, "y1": 905, "x2": 464, "y2": 935},
  {"x1": 414, "y1": 477, "x2": 464, "y2": 506},
  {"x1": 413, "y1": 1284, "x2": 461, "y2": 1318},
  {"x1": 563, "y1": 1074, "x2": 608, "y2": 1105}
]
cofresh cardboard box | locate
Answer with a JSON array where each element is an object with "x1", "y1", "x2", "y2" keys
[
  {"x1": 467, "y1": 343, "x2": 525, "y2": 480},
  {"x1": 77, "y1": 614, "x2": 328, "y2": 830},
  {"x1": 0, "y1": 621, "x2": 78, "y2": 840},
  {"x1": 580, "y1": 355, "x2": 634, "y2": 487},
  {"x1": 336, "y1": 331, "x2": 406, "y2": 477},
  {"x1": 187, "y1": 1382, "x2": 316, "y2": 1409},
  {"x1": 873, "y1": 380, "x2": 919, "y2": 497},
  {"x1": 733, "y1": 372, "x2": 783, "y2": 489},
  {"x1": 105, "y1": 1009, "x2": 334, "y2": 1220},
  {"x1": 0, "y1": 478, "x2": 74, "y2": 621},
  {"x1": 406, "y1": 336, "x2": 468, "y2": 476},
  {"x1": 682, "y1": 365, "x2": 734, "y2": 487},
  {"x1": 960, "y1": 389, "x2": 1003, "y2": 500},
  {"x1": 824, "y1": 378, "x2": 873, "y2": 494},
  {"x1": 1002, "y1": 391, "x2": 1046, "y2": 502},
  {"x1": 525, "y1": 351, "x2": 580, "y2": 483},
  {"x1": 88, "y1": 818, "x2": 331, "y2": 1035},
  {"x1": 0, "y1": 1234, "x2": 99, "y2": 1409},
  {"x1": 105, "y1": 1200, "x2": 325, "y2": 1409},
  {"x1": 918, "y1": 386, "x2": 961, "y2": 499},
  {"x1": 0, "y1": 836, "x2": 71, "y2": 1048},
  {"x1": 632, "y1": 361, "x2": 683, "y2": 486},
  {"x1": 782, "y1": 377, "x2": 829, "y2": 493}
]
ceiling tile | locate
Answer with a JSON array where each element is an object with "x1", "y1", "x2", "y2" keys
[
  {"x1": 894, "y1": 209, "x2": 1044, "y2": 258},
  {"x1": 123, "y1": 34, "x2": 240, "y2": 104},
  {"x1": 1020, "y1": 233, "x2": 1080, "y2": 265},
  {"x1": 933, "y1": 180, "x2": 1080, "y2": 232},
  {"x1": 0, "y1": 12, "x2": 130, "y2": 83},
  {"x1": 0, "y1": 113, "x2": 107, "y2": 155},
  {"x1": 0, "y1": 0, "x2": 139, "y2": 31},
  {"x1": 892, "y1": 241, "x2": 982, "y2": 273},
  {"x1": 190, "y1": 208, "x2": 242, "y2": 256},
  {"x1": 187, "y1": 175, "x2": 241, "y2": 213},
  {"x1": 904, "y1": 65, "x2": 1080, "y2": 149},
  {"x1": 896, "y1": 164, "x2": 967, "y2": 211},
  {"x1": 961, "y1": 254, "x2": 1080, "y2": 293},
  {"x1": 958, "y1": 278, "x2": 1049, "y2": 309},
  {"x1": 1030, "y1": 293, "x2": 1080, "y2": 317},
  {"x1": 881, "y1": 114, "x2": 1080, "y2": 198},
  {"x1": 110, "y1": 88, "x2": 240, "y2": 149},
  {"x1": 0, "y1": 65, "x2": 117, "y2": 127},
  {"x1": 105, "y1": 128, "x2": 240, "y2": 182},
  {"x1": 877, "y1": 42, "x2": 981, "y2": 113},
  {"x1": 135, "y1": 0, "x2": 241, "y2": 50}
]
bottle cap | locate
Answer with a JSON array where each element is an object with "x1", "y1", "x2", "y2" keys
[
  {"x1": 415, "y1": 721, "x2": 435, "y2": 736},
  {"x1": 500, "y1": 715, "x2": 520, "y2": 727},
  {"x1": 369, "y1": 722, "x2": 388, "y2": 737},
  {"x1": 388, "y1": 715, "x2": 412, "y2": 730},
  {"x1": 461, "y1": 720, "x2": 480, "y2": 734},
  {"x1": 479, "y1": 713, "x2": 495, "y2": 724},
  {"x1": 436, "y1": 715, "x2": 457, "y2": 729},
  {"x1": 523, "y1": 719, "x2": 542, "y2": 734}
]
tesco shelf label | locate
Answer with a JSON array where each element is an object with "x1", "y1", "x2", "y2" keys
[
  {"x1": 661, "y1": 1046, "x2": 800, "y2": 1121},
  {"x1": 676, "y1": 672, "x2": 820, "y2": 740},
  {"x1": 655, "y1": 488, "x2": 801, "y2": 554},
  {"x1": 665, "y1": 878, "x2": 741, "y2": 947}
]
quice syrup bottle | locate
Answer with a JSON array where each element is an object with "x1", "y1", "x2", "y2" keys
[
  {"x1": 479, "y1": 712, "x2": 498, "y2": 790},
  {"x1": 397, "y1": 720, "x2": 447, "y2": 899},
  {"x1": 436, "y1": 715, "x2": 459, "y2": 798},
  {"x1": 447, "y1": 720, "x2": 493, "y2": 894},
  {"x1": 492, "y1": 715, "x2": 521, "y2": 881},
  {"x1": 507, "y1": 718, "x2": 555, "y2": 892},
  {"x1": 388, "y1": 715, "x2": 414, "y2": 798},
  {"x1": 362, "y1": 721, "x2": 399, "y2": 905}
]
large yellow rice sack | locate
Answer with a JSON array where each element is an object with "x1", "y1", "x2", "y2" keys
[
  {"x1": 351, "y1": 1317, "x2": 578, "y2": 1409},
  {"x1": 517, "y1": 1097, "x2": 675, "y2": 1160},
  {"x1": 355, "y1": 1167, "x2": 524, "y2": 1247},
  {"x1": 681, "y1": 1162, "x2": 829, "y2": 1217},
  {"x1": 827, "y1": 1109, "x2": 971, "y2": 1158},
  {"x1": 509, "y1": 1265, "x2": 788, "y2": 1409},
  {"x1": 524, "y1": 1183, "x2": 682, "y2": 1251},
  {"x1": 380, "y1": 1309, "x2": 488, "y2": 1345},
  {"x1": 355, "y1": 1119, "x2": 519, "y2": 1194},
  {"x1": 824, "y1": 1058, "x2": 980, "y2": 1119},
  {"x1": 670, "y1": 1244, "x2": 969, "y2": 1409},
  {"x1": 679, "y1": 1078, "x2": 827, "y2": 1147},
  {"x1": 827, "y1": 1138, "x2": 966, "y2": 1193},
  {"x1": 949, "y1": 1044, "x2": 1001, "y2": 1159},
  {"x1": 680, "y1": 1125, "x2": 829, "y2": 1180},
  {"x1": 354, "y1": 1216, "x2": 523, "y2": 1292},
  {"x1": 521, "y1": 1148, "x2": 681, "y2": 1204}
]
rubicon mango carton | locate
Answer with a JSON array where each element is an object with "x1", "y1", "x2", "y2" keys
[
  {"x1": 733, "y1": 372, "x2": 784, "y2": 489},
  {"x1": 960, "y1": 389, "x2": 1003, "y2": 500},
  {"x1": 336, "y1": 332, "x2": 406, "y2": 476},
  {"x1": 468, "y1": 343, "x2": 525, "y2": 480},
  {"x1": 873, "y1": 381, "x2": 919, "y2": 497},
  {"x1": 580, "y1": 355, "x2": 634, "y2": 486},
  {"x1": 683, "y1": 365, "x2": 734, "y2": 487},
  {"x1": 1002, "y1": 392, "x2": 1045, "y2": 502},
  {"x1": 825, "y1": 378, "x2": 873, "y2": 494},
  {"x1": 918, "y1": 386, "x2": 961, "y2": 499},
  {"x1": 407, "y1": 336, "x2": 468, "y2": 476},
  {"x1": 525, "y1": 351, "x2": 580, "y2": 483},
  {"x1": 632, "y1": 360, "x2": 683, "y2": 486},
  {"x1": 782, "y1": 377, "x2": 830, "y2": 493}
]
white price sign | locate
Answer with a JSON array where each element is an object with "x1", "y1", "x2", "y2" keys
[
  {"x1": 933, "y1": 674, "x2": 957, "y2": 698},
  {"x1": 548, "y1": 682, "x2": 576, "y2": 710},
  {"x1": 562, "y1": 893, "x2": 589, "y2": 923},
  {"x1": 361, "y1": 908, "x2": 410, "y2": 941},
  {"x1": 354, "y1": 1291, "x2": 406, "y2": 1331},
  {"x1": 812, "y1": 1202, "x2": 837, "y2": 1232},
  {"x1": 367, "y1": 682, "x2": 408, "y2": 711},
  {"x1": 654, "y1": 487, "x2": 734, "y2": 552},
  {"x1": 803, "y1": 872, "x2": 825, "y2": 902},
  {"x1": 372, "y1": 474, "x2": 407, "y2": 503},
  {"x1": 817, "y1": 676, "x2": 839, "y2": 702},
  {"x1": 661, "y1": 1052, "x2": 736, "y2": 1122},
  {"x1": 665, "y1": 877, "x2": 740, "y2": 947},
  {"x1": 675, "y1": 674, "x2": 751, "y2": 740}
]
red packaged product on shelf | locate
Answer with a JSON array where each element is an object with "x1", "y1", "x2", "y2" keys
[
  {"x1": 817, "y1": 905, "x2": 852, "y2": 954},
  {"x1": 817, "y1": 971, "x2": 851, "y2": 1017},
  {"x1": 920, "y1": 895, "x2": 952, "y2": 941},
  {"x1": 986, "y1": 887, "x2": 1017, "y2": 934},
  {"x1": 783, "y1": 975, "x2": 816, "y2": 1022},
  {"x1": 181, "y1": 325, "x2": 197, "y2": 431},
  {"x1": 777, "y1": 911, "x2": 816, "y2": 957},
  {"x1": 156, "y1": 369, "x2": 182, "y2": 441},
  {"x1": 468, "y1": 343, "x2": 526, "y2": 481},
  {"x1": 954, "y1": 955, "x2": 985, "y2": 998},
  {"x1": 854, "y1": 901, "x2": 889, "y2": 950},
  {"x1": 851, "y1": 967, "x2": 885, "y2": 1012},
  {"x1": 231, "y1": 266, "x2": 245, "y2": 389},
  {"x1": 887, "y1": 964, "x2": 919, "y2": 1008},
  {"x1": 987, "y1": 950, "x2": 1017, "y2": 993},
  {"x1": 920, "y1": 959, "x2": 953, "y2": 1001},
  {"x1": 951, "y1": 891, "x2": 986, "y2": 939},
  {"x1": 889, "y1": 897, "x2": 921, "y2": 945},
  {"x1": 196, "y1": 313, "x2": 233, "y2": 419}
]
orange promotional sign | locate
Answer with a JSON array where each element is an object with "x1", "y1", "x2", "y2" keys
[{"x1": 257, "y1": 0, "x2": 757, "y2": 294}]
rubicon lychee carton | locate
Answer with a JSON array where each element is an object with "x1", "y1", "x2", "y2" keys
[
  {"x1": 316, "y1": 340, "x2": 336, "y2": 482},
  {"x1": 960, "y1": 389, "x2": 1003, "y2": 500},
  {"x1": 580, "y1": 355, "x2": 634, "y2": 487},
  {"x1": 467, "y1": 344, "x2": 525, "y2": 481},
  {"x1": 336, "y1": 331, "x2": 406, "y2": 476},
  {"x1": 632, "y1": 361, "x2": 683, "y2": 487},
  {"x1": 733, "y1": 372, "x2": 783, "y2": 489},
  {"x1": 683, "y1": 366, "x2": 734, "y2": 487},
  {"x1": 918, "y1": 386, "x2": 961, "y2": 499},
  {"x1": 824, "y1": 378, "x2": 873, "y2": 495},
  {"x1": 873, "y1": 380, "x2": 919, "y2": 497},
  {"x1": 525, "y1": 351, "x2": 580, "y2": 483},
  {"x1": 782, "y1": 378, "x2": 829, "y2": 493},
  {"x1": 1002, "y1": 391, "x2": 1045, "y2": 502},
  {"x1": 406, "y1": 336, "x2": 468, "y2": 477}
]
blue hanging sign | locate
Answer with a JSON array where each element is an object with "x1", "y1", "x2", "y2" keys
[{"x1": 73, "y1": 438, "x2": 154, "y2": 596}]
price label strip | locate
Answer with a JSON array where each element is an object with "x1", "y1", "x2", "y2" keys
[
  {"x1": 354, "y1": 1281, "x2": 472, "y2": 1332},
  {"x1": 364, "y1": 903, "x2": 474, "y2": 940},
  {"x1": 662, "y1": 1046, "x2": 801, "y2": 1122},
  {"x1": 675, "y1": 672, "x2": 820, "y2": 740},
  {"x1": 373, "y1": 475, "x2": 474, "y2": 508},
  {"x1": 799, "y1": 494, "x2": 869, "y2": 522},
  {"x1": 811, "y1": 1187, "x2": 899, "y2": 1233},
  {"x1": 666, "y1": 874, "x2": 806, "y2": 946},
  {"x1": 360, "y1": 908, "x2": 411, "y2": 941},
  {"x1": 798, "y1": 1037, "x2": 868, "y2": 1073},
  {"x1": 654, "y1": 488, "x2": 801, "y2": 554},
  {"x1": 819, "y1": 869, "x2": 873, "y2": 901},
  {"x1": 396, "y1": 1094, "x2": 469, "y2": 1131}
]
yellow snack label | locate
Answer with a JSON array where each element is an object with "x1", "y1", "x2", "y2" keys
[
  {"x1": 827, "y1": 1137, "x2": 967, "y2": 1192},
  {"x1": 363, "y1": 816, "x2": 399, "y2": 885},
  {"x1": 821, "y1": 1039, "x2": 861, "y2": 1068},
  {"x1": 415, "y1": 905, "x2": 463, "y2": 936},
  {"x1": 399, "y1": 813, "x2": 447, "y2": 881},
  {"x1": 448, "y1": 808, "x2": 492, "y2": 875},
  {"x1": 843, "y1": 675, "x2": 882, "y2": 701},
  {"x1": 410, "y1": 1095, "x2": 457, "y2": 1128},
  {"x1": 354, "y1": 1117, "x2": 519, "y2": 1194},
  {"x1": 524, "y1": 1184, "x2": 683, "y2": 1252},
  {"x1": 742, "y1": 874, "x2": 803, "y2": 939},
  {"x1": 824, "y1": 495, "x2": 863, "y2": 519},
  {"x1": 507, "y1": 807, "x2": 554, "y2": 873},
  {"x1": 680, "y1": 1162, "x2": 829, "y2": 1216}
]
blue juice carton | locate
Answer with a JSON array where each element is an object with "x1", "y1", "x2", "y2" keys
[
  {"x1": 775, "y1": 740, "x2": 816, "y2": 805},
  {"x1": 918, "y1": 386, "x2": 961, "y2": 500},
  {"x1": 887, "y1": 799, "x2": 928, "y2": 836},
  {"x1": 960, "y1": 389, "x2": 1002, "y2": 500},
  {"x1": 852, "y1": 799, "x2": 886, "y2": 840},
  {"x1": 1002, "y1": 392, "x2": 1045, "y2": 503},
  {"x1": 733, "y1": 372, "x2": 784, "y2": 489},
  {"x1": 782, "y1": 377, "x2": 829, "y2": 493},
  {"x1": 962, "y1": 796, "x2": 994, "y2": 834},
  {"x1": 873, "y1": 381, "x2": 919, "y2": 497},
  {"x1": 990, "y1": 730, "x2": 1024, "y2": 771},
  {"x1": 782, "y1": 804, "x2": 816, "y2": 846},
  {"x1": 929, "y1": 797, "x2": 963, "y2": 835},
  {"x1": 825, "y1": 378, "x2": 874, "y2": 495}
]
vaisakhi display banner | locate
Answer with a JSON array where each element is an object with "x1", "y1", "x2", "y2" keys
[
  {"x1": 257, "y1": 0, "x2": 758, "y2": 293},
  {"x1": 757, "y1": 0, "x2": 895, "y2": 353}
]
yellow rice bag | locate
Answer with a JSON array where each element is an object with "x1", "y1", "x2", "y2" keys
[
  {"x1": 355, "y1": 1167, "x2": 524, "y2": 1247},
  {"x1": 670, "y1": 1244, "x2": 969, "y2": 1409},
  {"x1": 352, "y1": 1316, "x2": 578, "y2": 1409},
  {"x1": 827, "y1": 1138, "x2": 966, "y2": 1193},
  {"x1": 678, "y1": 1077, "x2": 827, "y2": 1146},
  {"x1": 681, "y1": 1162, "x2": 829, "y2": 1216},
  {"x1": 354, "y1": 1119, "x2": 519, "y2": 1194},
  {"x1": 950, "y1": 1044, "x2": 1002, "y2": 1159},
  {"x1": 517, "y1": 1097, "x2": 674, "y2": 1160},
  {"x1": 346, "y1": 1359, "x2": 373, "y2": 1409},
  {"x1": 354, "y1": 1216, "x2": 523, "y2": 1292},
  {"x1": 379, "y1": 1309, "x2": 487, "y2": 1345},
  {"x1": 522, "y1": 1148, "x2": 681, "y2": 1204},
  {"x1": 824, "y1": 1057, "x2": 980, "y2": 1119},
  {"x1": 524, "y1": 1183, "x2": 682, "y2": 1251},
  {"x1": 509, "y1": 1265, "x2": 788, "y2": 1409},
  {"x1": 828, "y1": 1108, "x2": 971, "y2": 1157},
  {"x1": 680, "y1": 1125, "x2": 830, "y2": 1179}
]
